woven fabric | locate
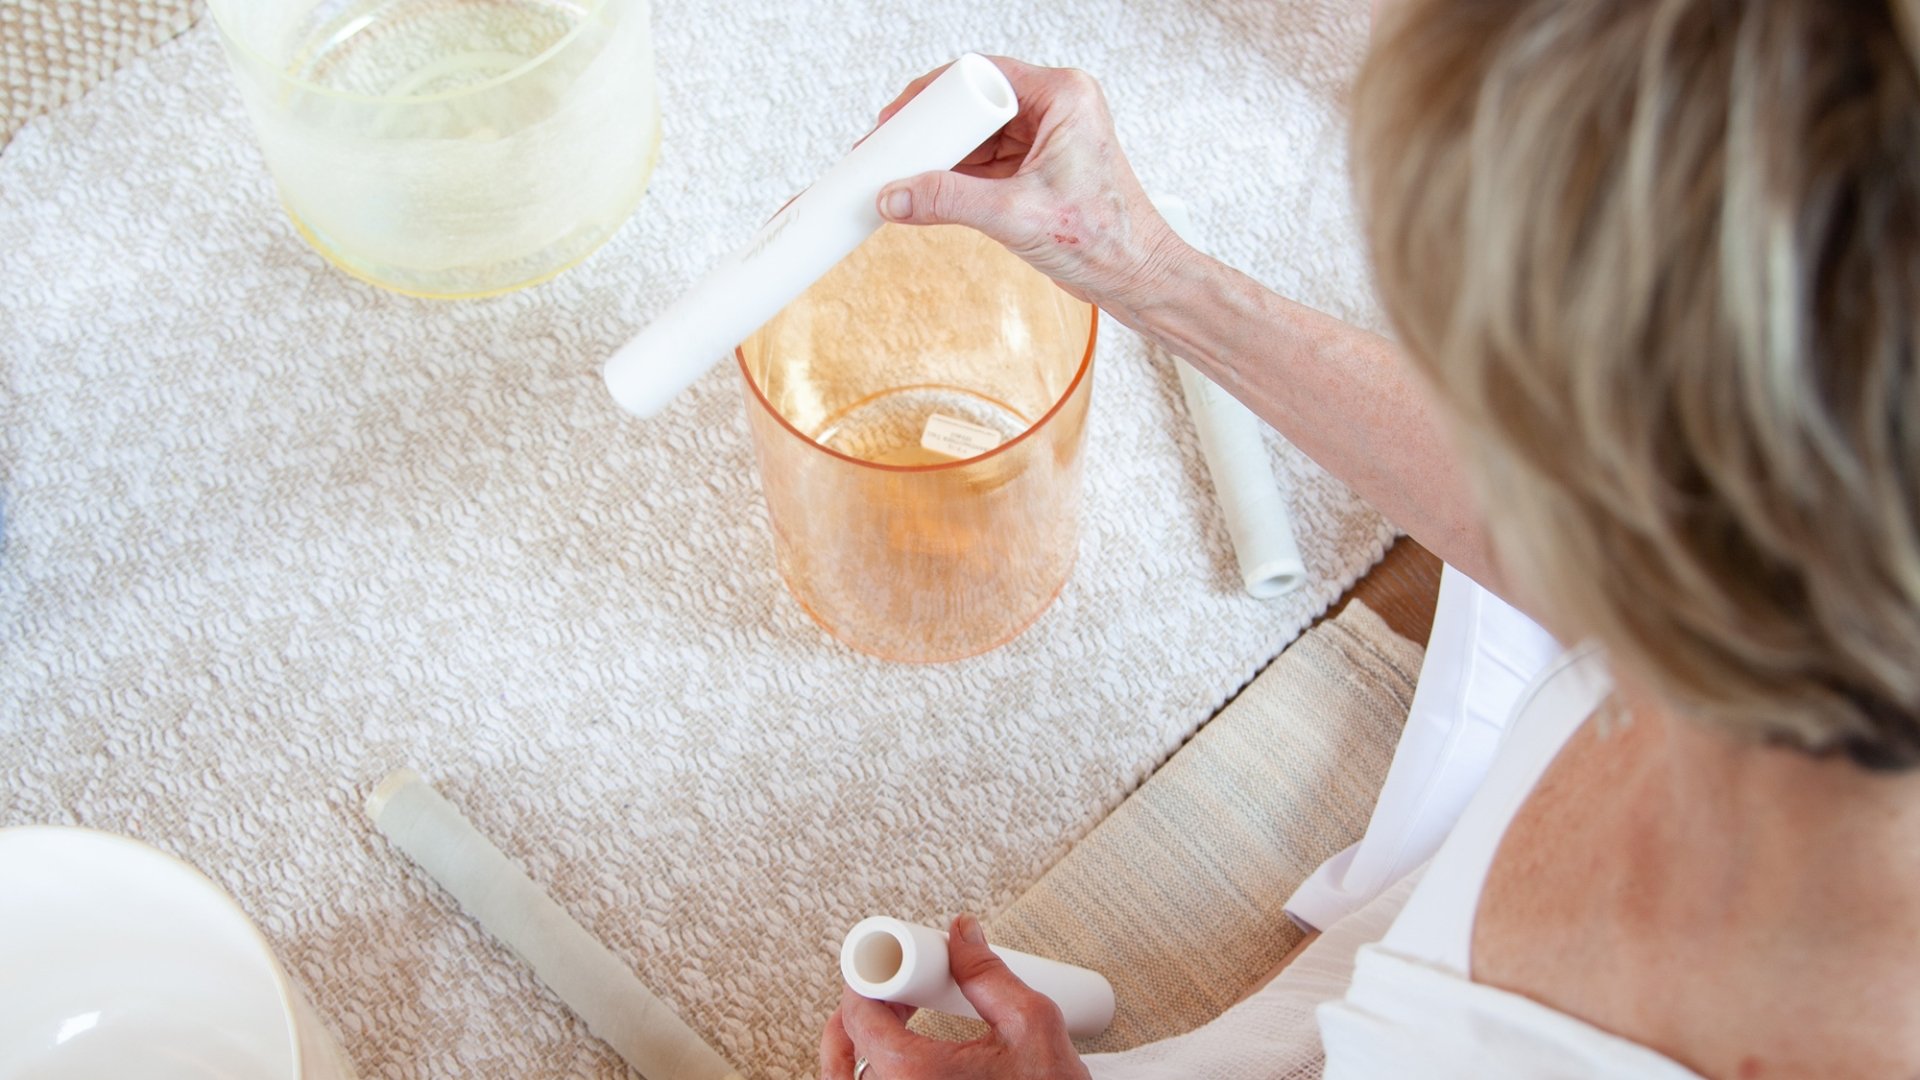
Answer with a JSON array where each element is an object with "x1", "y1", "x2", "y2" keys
[
  {"x1": 0, "y1": 1, "x2": 1389, "y2": 1077},
  {"x1": 911, "y1": 601, "x2": 1421, "y2": 1062},
  {"x1": 0, "y1": 0, "x2": 200, "y2": 147}
]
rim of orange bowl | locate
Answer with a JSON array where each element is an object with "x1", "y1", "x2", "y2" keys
[
  {"x1": 734, "y1": 300, "x2": 1099, "y2": 474},
  {"x1": 205, "y1": 0, "x2": 614, "y2": 106}
]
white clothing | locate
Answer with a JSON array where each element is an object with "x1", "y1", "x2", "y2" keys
[
  {"x1": 1083, "y1": 570, "x2": 1705, "y2": 1078},
  {"x1": 1318, "y1": 645, "x2": 1704, "y2": 1077},
  {"x1": 1285, "y1": 567, "x2": 1561, "y2": 931}
]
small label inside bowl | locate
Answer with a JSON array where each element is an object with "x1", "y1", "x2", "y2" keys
[{"x1": 920, "y1": 413, "x2": 1003, "y2": 460}]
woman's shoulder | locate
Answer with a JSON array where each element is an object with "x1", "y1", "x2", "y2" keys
[
  {"x1": 1470, "y1": 670, "x2": 1920, "y2": 1078},
  {"x1": 1321, "y1": 942, "x2": 1708, "y2": 1079},
  {"x1": 1320, "y1": 656, "x2": 1704, "y2": 1077}
]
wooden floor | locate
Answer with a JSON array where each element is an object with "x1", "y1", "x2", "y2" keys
[{"x1": 1328, "y1": 536, "x2": 1443, "y2": 646}]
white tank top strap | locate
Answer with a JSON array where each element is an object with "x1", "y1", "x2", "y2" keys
[{"x1": 1377, "y1": 643, "x2": 1614, "y2": 975}]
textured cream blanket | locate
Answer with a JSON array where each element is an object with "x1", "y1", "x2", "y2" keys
[
  {"x1": 1, "y1": 0, "x2": 199, "y2": 144},
  {"x1": 0, "y1": 2, "x2": 1385, "y2": 1076}
]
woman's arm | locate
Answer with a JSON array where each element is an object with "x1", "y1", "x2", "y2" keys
[
  {"x1": 1129, "y1": 246, "x2": 1499, "y2": 593},
  {"x1": 873, "y1": 57, "x2": 1508, "y2": 601}
]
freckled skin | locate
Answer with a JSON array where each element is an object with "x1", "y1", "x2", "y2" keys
[
  {"x1": 872, "y1": 60, "x2": 1183, "y2": 323},
  {"x1": 1050, "y1": 209, "x2": 1082, "y2": 246},
  {"x1": 872, "y1": 55, "x2": 1500, "y2": 599},
  {"x1": 854, "y1": 50, "x2": 1920, "y2": 1080}
]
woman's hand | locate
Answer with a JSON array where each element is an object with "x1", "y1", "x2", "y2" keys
[
  {"x1": 819, "y1": 914, "x2": 1093, "y2": 1080},
  {"x1": 873, "y1": 57, "x2": 1187, "y2": 328},
  {"x1": 872, "y1": 58, "x2": 1508, "y2": 603}
]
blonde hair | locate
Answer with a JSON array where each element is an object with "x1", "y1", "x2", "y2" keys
[{"x1": 1355, "y1": 0, "x2": 1920, "y2": 767}]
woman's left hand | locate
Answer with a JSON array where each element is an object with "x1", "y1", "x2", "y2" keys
[{"x1": 819, "y1": 914, "x2": 1094, "y2": 1080}]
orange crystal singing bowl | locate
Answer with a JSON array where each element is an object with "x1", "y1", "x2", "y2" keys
[{"x1": 736, "y1": 223, "x2": 1098, "y2": 662}]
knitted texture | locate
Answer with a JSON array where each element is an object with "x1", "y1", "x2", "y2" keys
[
  {"x1": 0, "y1": 1, "x2": 1387, "y2": 1076},
  {"x1": 0, "y1": 0, "x2": 200, "y2": 146}
]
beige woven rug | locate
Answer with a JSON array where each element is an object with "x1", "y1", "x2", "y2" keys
[
  {"x1": 913, "y1": 600, "x2": 1421, "y2": 1052},
  {"x1": 0, "y1": 0, "x2": 199, "y2": 146},
  {"x1": 0, "y1": 2, "x2": 1390, "y2": 1077}
]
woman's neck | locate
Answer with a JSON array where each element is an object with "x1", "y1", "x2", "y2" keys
[
  {"x1": 1619, "y1": 675, "x2": 1920, "y2": 1073},
  {"x1": 1480, "y1": 669, "x2": 1920, "y2": 1077},
  {"x1": 1630, "y1": 676, "x2": 1920, "y2": 919}
]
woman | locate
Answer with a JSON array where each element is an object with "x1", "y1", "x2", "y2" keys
[{"x1": 822, "y1": 1, "x2": 1920, "y2": 1076}]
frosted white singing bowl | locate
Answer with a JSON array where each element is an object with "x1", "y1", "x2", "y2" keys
[{"x1": 0, "y1": 827, "x2": 355, "y2": 1079}]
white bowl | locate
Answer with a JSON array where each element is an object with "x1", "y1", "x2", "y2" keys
[{"x1": 0, "y1": 827, "x2": 355, "y2": 1079}]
